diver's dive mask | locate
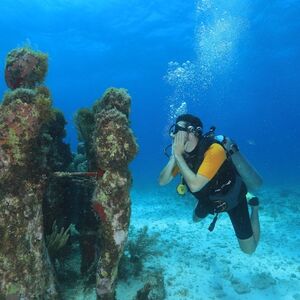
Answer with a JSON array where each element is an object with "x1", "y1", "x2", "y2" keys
[
  {"x1": 164, "y1": 123, "x2": 188, "y2": 158},
  {"x1": 169, "y1": 123, "x2": 188, "y2": 137},
  {"x1": 169, "y1": 122, "x2": 201, "y2": 137},
  {"x1": 164, "y1": 122, "x2": 202, "y2": 158}
]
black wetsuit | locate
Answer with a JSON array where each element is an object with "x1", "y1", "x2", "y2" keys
[{"x1": 185, "y1": 137, "x2": 253, "y2": 240}]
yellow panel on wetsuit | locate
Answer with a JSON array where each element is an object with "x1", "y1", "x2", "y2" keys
[{"x1": 197, "y1": 143, "x2": 226, "y2": 179}]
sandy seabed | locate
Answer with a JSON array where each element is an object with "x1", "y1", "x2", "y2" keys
[{"x1": 76, "y1": 184, "x2": 300, "y2": 300}]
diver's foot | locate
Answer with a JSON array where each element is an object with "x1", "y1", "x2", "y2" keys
[{"x1": 248, "y1": 196, "x2": 259, "y2": 207}]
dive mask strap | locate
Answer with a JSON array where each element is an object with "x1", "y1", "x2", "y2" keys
[{"x1": 169, "y1": 123, "x2": 189, "y2": 137}]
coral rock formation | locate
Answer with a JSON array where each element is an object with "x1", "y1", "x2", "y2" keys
[
  {"x1": 92, "y1": 88, "x2": 138, "y2": 300},
  {"x1": 5, "y1": 47, "x2": 48, "y2": 90},
  {"x1": 0, "y1": 99, "x2": 58, "y2": 299},
  {"x1": 0, "y1": 47, "x2": 59, "y2": 299}
]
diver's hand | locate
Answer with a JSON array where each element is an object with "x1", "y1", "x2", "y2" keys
[{"x1": 173, "y1": 131, "x2": 186, "y2": 157}]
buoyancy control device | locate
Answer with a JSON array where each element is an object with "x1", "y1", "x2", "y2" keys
[{"x1": 208, "y1": 126, "x2": 263, "y2": 192}]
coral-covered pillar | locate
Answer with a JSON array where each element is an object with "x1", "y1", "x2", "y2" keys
[
  {"x1": 0, "y1": 47, "x2": 58, "y2": 299},
  {"x1": 92, "y1": 88, "x2": 138, "y2": 299},
  {"x1": 0, "y1": 101, "x2": 58, "y2": 299}
]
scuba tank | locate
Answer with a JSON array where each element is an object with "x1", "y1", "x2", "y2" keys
[{"x1": 213, "y1": 131, "x2": 263, "y2": 192}]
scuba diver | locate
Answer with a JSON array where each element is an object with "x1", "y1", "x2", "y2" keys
[{"x1": 159, "y1": 114, "x2": 262, "y2": 254}]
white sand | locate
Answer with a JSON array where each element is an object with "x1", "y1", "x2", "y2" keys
[
  {"x1": 80, "y1": 184, "x2": 300, "y2": 299},
  {"x1": 117, "y1": 184, "x2": 300, "y2": 300}
]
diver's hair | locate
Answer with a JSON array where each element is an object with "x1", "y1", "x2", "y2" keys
[{"x1": 176, "y1": 114, "x2": 203, "y2": 132}]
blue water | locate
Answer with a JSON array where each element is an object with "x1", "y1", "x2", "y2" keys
[{"x1": 0, "y1": 0, "x2": 299, "y2": 188}]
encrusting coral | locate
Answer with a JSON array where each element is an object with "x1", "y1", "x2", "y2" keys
[
  {"x1": 94, "y1": 108, "x2": 137, "y2": 170},
  {"x1": 0, "y1": 47, "x2": 71, "y2": 299},
  {"x1": 0, "y1": 47, "x2": 140, "y2": 299},
  {"x1": 90, "y1": 87, "x2": 138, "y2": 300},
  {"x1": 93, "y1": 87, "x2": 131, "y2": 118},
  {"x1": 5, "y1": 47, "x2": 48, "y2": 90},
  {"x1": 0, "y1": 97, "x2": 59, "y2": 299},
  {"x1": 0, "y1": 93, "x2": 53, "y2": 190}
]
